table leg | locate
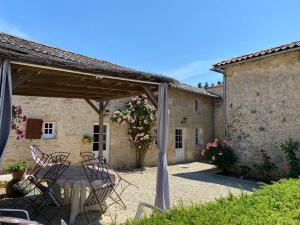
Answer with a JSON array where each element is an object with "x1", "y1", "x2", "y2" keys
[
  {"x1": 49, "y1": 182, "x2": 61, "y2": 203},
  {"x1": 63, "y1": 184, "x2": 70, "y2": 205},
  {"x1": 70, "y1": 187, "x2": 80, "y2": 224},
  {"x1": 80, "y1": 187, "x2": 87, "y2": 212}
]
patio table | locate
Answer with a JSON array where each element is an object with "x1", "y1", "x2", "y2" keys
[{"x1": 36, "y1": 165, "x2": 116, "y2": 224}]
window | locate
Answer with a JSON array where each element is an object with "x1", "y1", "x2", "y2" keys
[
  {"x1": 195, "y1": 100, "x2": 199, "y2": 112},
  {"x1": 175, "y1": 129, "x2": 183, "y2": 149},
  {"x1": 195, "y1": 128, "x2": 199, "y2": 145},
  {"x1": 43, "y1": 122, "x2": 55, "y2": 139},
  {"x1": 93, "y1": 125, "x2": 107, "y2": 152}
]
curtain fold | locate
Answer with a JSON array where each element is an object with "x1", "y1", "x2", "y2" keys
[
  {"x1": 155, "y1": 82, "x2": 170, "y2": 210},
  {"x1": 0, "y1": 59, "x2": 12, "y2": 163}
]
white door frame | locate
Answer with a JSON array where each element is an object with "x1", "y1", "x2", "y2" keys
[
  {"x1": 92, "y1": 122, "x2": 110, "y2": 161},
  {"x1": 175, "y1": 128, "x2": 185, "y2": 163}
]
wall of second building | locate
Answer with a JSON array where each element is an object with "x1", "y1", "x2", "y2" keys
[
  {"x1": 223, "y1": 50, "x2": 300, "y2": 173},
  {"x1": 3, "y1": 87, "x2": 214, "y2": 169},
  {"x1": 207, "y1": 85, "x2": 224, "y2": 140}
]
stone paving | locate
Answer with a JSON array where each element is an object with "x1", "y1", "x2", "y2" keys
[{"x1": 0, "y1": 162, "x2": 259, "y2": 224}]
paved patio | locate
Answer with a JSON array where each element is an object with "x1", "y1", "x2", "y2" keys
[
  {"x1": 100, "y1": 162, "x2": 259, "y2": 225},
  {"x1": 0, "y1": 162, "x2": 259, "y2": 224}
]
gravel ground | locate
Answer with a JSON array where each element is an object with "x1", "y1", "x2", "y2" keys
[
  {"x1": 101, "y1": 162, "x2": 259, "y2": 225},
  {"x1": 0, "y1": 162, "x2": 259, "y2": 225}
]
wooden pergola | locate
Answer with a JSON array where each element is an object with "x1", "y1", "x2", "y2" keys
[
  {"x1": 10, "y1": 61, "x2": 170, "y2": 157},
  {"x1": 0, "y1": 32, "x2": 175, "y2": 158}
]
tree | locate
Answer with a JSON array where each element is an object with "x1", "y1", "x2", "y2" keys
[
  {"x1": 197, "y1": 83, "x2": 202, "y2": 88},
  {"x1": 204, "y1": 82, "x2": 209, "y2": 89},
  {"x1": 218, "y1": 81, "x2": 221, "y2": 85}
]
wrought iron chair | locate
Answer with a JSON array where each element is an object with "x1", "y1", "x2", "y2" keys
[
  {"x1": 24, "y1": 160, "x2": 71, "y2": 224},
  {"x1": 29, "y1": 145, "x2": 51, "y2": 176},
  {"x1": 81, "y1": 159, "x2": 116, "y2": 224},
  {"x1": 49, "y1": 152, "x2": 70, "y2": 164},
  {"x1": 80, "y1": 151, "x2": 96, "y2": 161}
]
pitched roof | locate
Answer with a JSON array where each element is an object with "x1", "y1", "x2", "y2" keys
[
  {"x1": 170, "y1": 83, "x2": 221, "y2": 98},
  {"x1": 0, "y1": 32, "x2": 177, "y2": 83},
  {"x1": 212, "y1": 40, "x2": 300, "y2": 70}
]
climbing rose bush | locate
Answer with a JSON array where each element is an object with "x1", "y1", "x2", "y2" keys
[
  {"x1": 205, "y1": 139, "x2": 237, "y2": 172},
  {"x1": 11, "y1": 105, "x2": 27, "y2": 140},
  {"x1": 111, "y1": 95, "x2": 156, "y2": 168}
]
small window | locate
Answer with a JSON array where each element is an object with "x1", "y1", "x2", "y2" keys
[
  {"x1": 175, "y1": 129, "x2": 183, "y2": 149},
  {"x1": 195, "y1": 100, "x2": 199, "y2": 112},
  {"x1": 43, "y1": 122, "x2": 55, "y2": 139},
  {"x1": 195, "y1": 128, "x2": 199, "y2": 145}
]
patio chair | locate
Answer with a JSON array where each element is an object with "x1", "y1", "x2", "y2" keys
[
  {"x1": 0, "y1": 208, "x2": 40, "y2": 224},
  {"x1": 24, "y1": 160, "x2": 71, "y2": 224},
  {"x1": 80, "y1": 152, "x2": 96, "y2": 161},
  {"x1": 81, "y1": 160, "x2": 116, "y2": 224},
  {"x1": 29, "y1": 145, "x2": 51, "y2": 176},
  {"x1": 49, "y1": 152, "x2": 70, "y2": 164}
]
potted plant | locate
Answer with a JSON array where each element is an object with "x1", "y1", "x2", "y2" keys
[
  {"x1": 3, "y1": 161, "x2": 29, "y2": 180},
  {"x1": 82, "y1": 134, "x2": 93, "y2": 144}
]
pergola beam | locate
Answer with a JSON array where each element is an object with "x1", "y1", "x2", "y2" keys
[{"x1": 143, "y1": 85, "x2": 158, "y2": 108}]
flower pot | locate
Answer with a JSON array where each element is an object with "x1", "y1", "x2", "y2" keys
[
  {"x1": 82, "y1": 139, "x2": 90, "y2": 144},
  {"x1": 12, "y1": 170, "x2": 26, "y2": 180}
]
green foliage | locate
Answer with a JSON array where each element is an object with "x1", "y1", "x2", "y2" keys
[
  {"x1": 280, "y1": 139, "x2": 300, "y2": 178},
  {"x1": 112, "y1": 95, "x2": 156, "y2": 167},
  {"x1": 82, "y1": 134, "x2": 93, "y2": 144},
  {"x1": 206, "y1": 139, "x2": 237, "y2": 172},
  {"x1": 3, "y1": 161, "x2": 29, "y2": 173},
  {"x1": 255, "y1": 149, "x2": 277, "y2": 181},
  {"x1": 125, "y1": 179, "x2": 300, "y2": 225}
]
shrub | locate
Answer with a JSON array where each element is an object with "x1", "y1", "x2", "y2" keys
[
  {"x1": 3, "y1": 161, "x2": 29, "y2": 173},
  {"x1": 280, "y1": 139, "x2": 300, "y2": 178},
  {"x1": 255, "y1": 149, "x2": 277, "y2": 181},
  {"x1": 206, "y1": 139, "x2": 237, "y2": 172},
  {"x1": 124, "y1": 179, "x2": 300, "y2": 225}
]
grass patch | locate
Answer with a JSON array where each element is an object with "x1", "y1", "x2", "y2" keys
[{"x1": 125, "y1": 179, "x2": 300, "y2": 225}]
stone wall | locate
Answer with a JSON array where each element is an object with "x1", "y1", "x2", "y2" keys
[
  {"x1": 3, "y1": 87, "x2": 215, "y2": 169},
  {"x1": 223, "y1": 50, "x2": 300, "y2": 173},
  {"x1": 207, "y1": 85, "x2": 224, "y2": 140}
]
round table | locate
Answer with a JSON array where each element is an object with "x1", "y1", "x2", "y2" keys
[{"x1": 37, "y1": 165, "x2": 116, "y2": 224}]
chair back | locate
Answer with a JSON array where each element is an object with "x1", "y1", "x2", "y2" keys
[
  {"x1": 42, "y1": 160, "x2": 70, "y2": 185},
  {"x1": 81, "y1": 159, "x2": 112, "y2": 186},
  {"x1": 49, "y1": 152, "x2": 70, "y2": 164},
  {"x1": 80, "y1": 152, "x2": 96, "y2": 161},
  {"x1": 84, "y1": 183, "x2": 113, "y2": 207},
  {"x1": 29, "y1": 145, "x2": 51, "y2": 175}
]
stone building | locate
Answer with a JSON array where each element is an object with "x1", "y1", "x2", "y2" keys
[
  {"x1": 4, "y1": 83, "x2": 221, "y2": 168},
  {"x1": 212, "y1": 41, "x2": 300, "y2": 173}
]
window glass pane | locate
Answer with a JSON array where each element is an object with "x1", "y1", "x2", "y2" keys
[
  {"x1": 103, "y1": 143, "x2": 106, "y2": 151},
  {"x1": 103, "y1": 133, "x2": 106, "y2": 140},
  {"x1": 48, "y1": 123, "x2": 53, "y2": 128},
  {"x1": 179, "y1": 142, "x2": 182, "y2": 148},
  {"x1": 44, "y1": 129, "x2": 49, "y2": 134},
  {"x1": 93, "y1": 143, "x2": 99, "y2": 151},
  {"x1": 93, "y1": 134, "x2": 99, "y2": 142},
  {"x1": 103, "y1": 125, "x2": 107, "y2": 133},
  {"x1": 93, "y1": 125, "x2": 99, "y2": 133},
  {"x1": 45, "y1": 123, "x2": 48, "y2": 128}
]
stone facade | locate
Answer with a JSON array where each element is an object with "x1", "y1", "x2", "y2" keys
[
  {"x1": 207, "y1": 85, "x2": 224, "y2": 140},
  {"x1": 222, "y1": 50, "x2": 300, "y2": 173},
  {"x1": 3, "y1": 87, "x2": 216, "y2": 169}
]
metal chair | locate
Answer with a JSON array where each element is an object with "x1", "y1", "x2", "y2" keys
[
  {"x1": 80, "y1": 152, "x2": 96, "y2": 161},
  {"x1": 26, "y1": 160, "x2": 70, "y2": 224},
  {"x1": 29, "y1": 145, "x2": 51, "y2": 176},
  {"x1": 49, "y1": 152, "x2": 70, "y2": 164},
  {"x1": 81, "y1": 159, "x2": 116, "y2": 224},
  {"x1": 134, "y1": 202, "x2": 164, "y2": 219}
]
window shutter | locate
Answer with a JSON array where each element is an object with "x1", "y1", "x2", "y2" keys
[{"x1": 25, "y1": 119, "x2": 43, "y2": 139}]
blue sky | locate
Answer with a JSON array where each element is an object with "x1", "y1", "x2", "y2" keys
[{"x1": 1, "y1": 1, "x2": 300, "y2": 86}]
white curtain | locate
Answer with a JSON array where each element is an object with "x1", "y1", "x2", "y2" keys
[
  {"x1": 0, "y1": 59, "x2": 12, "y2": 163},
  {"x1": 155, "y1": 82, "x2": 170, "y2": 210}
]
